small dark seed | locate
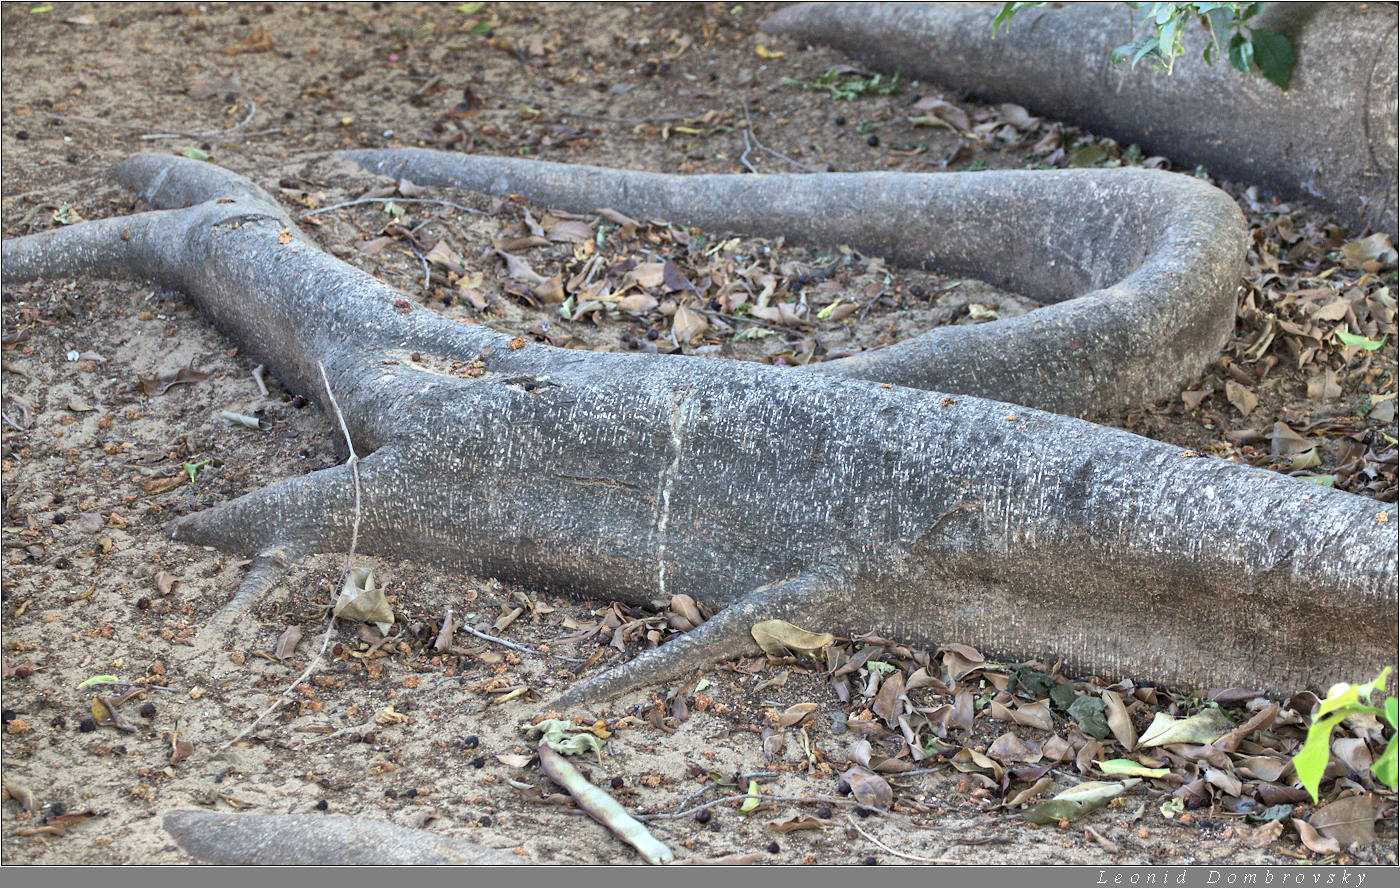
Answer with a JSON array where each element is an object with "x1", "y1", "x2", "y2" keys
[
  {"x1": 834, "y1": 116, "x2": 846, "y2": 126},
  {"x1": 200, "y1": 143, "x2": 212, "y2": 152},
  {"x1": 360, "y1": 732, "x2": 375, "y2": 744},
  {"x1": 866, "y1": 134, "x2": 880, "y2": 147},
  {"x1": 403, "y1": 788, "x2": 417, "y2": 799},
  {"x1": 78, "y1": 717, "x2": 97, "y2": 733},
  {"x1": 462, "y1": 735, "x2": 479, "y2": 749},
  {"x1": 291, "y1": 395, "x2": 308, "y2": 408},
  {"x1": 239, "y1": 15, "x2": 250, "y2": 25},
  {"x1": 837, "y1": 779, "x2": 851, "y2": 795},
  {"x1": 332, "y1": 643, "x2": 344, "y2": 656},
  {"x1": 283, "y1": 110, "x2": 295, "y2": 121},
  {"x1": 49, "y1": 802, "x2": 67, "y2": 817},
  {"x1": 863, "y1": 856, "x2": 879, "y2": 866},
  {"x1": 16, "y1": 131, "x2": 29, "y2": 140},
  {"x1": 139, "y1": 702, "x2": 156, "y2": 718},
  {"x1": 13, "y1": 665, "x2": 31, "y2": 679},
  {"x1": 55, "y1": 557, "x2": 71, "y2": 569},
  {"x1": 50, "y1": 716, "x2": 66, "y2": 729},
  {"x1": 479, "y1": 814, "x2": 492, "y2": 827},
  {"x1": 816, "y1": 805, "x2": 832, "y2": 819},
  {"x1": 314, "y1": 800, "x2": 328, "y2": 811},
  {"x1": 855, "y1": 807, "x2": 873, "y2": 818},
  {"x1": 0, "y1": 709, "x2": 14, "y2": 724},
  {"x1": 694, "y1": 808, "x2": 711, "y2": 824},
  {"x1": 610, "y1": 776, "x2": 624, "y2": 790},
  {"x1": 384, "y1": 789, "x2": 397, "y2": 799},
  {"x1": 136, "y1": 597, "x2": 151, "y2": 610},
  {"x1": 52, "y1": 513, "x2": 67, "y2": 525},
  {"x1": 471, "y1": 756, "x2": 486, "y2": 768},
  {"x1": 767, "y1": 841, "x2": 780, "y2": 854}
]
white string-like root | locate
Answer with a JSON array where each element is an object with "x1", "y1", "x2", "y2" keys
[
  {"x1": 538, "y1": 743, "x2": 675, "y2": 865},
  {"x1": 845, "y1": 814, "x2": 958, "y2": 864},
  {"x1": 216, "y1": 363, "x2": 364, "y2": 753},
  {"x1": 299, "y1": 197, "x2": 487, "y2": 219}
]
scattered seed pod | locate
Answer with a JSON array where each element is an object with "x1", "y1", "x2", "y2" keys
[
  {"x1": 816, "y1": 805, "x2": 833, "y2": 819},
  {"x1": 610, "y1": 776, "x2": 624, "y2": 790},
  {"x1": 314, "y1": 800, "x2": 328, "y2": 811},
  {"x1": 837, "y1": 779, "x2": 852, "y2": 796},
  {"x1": 767, "y1": 841, "x2": 780, "y2": 854},
  {"x1": 462, "y1": 735, "x2": 479, "y2": 749},
  {"x1": 78, "y1": 717, "x2": 97, "y2": 733},
  {"x1": 136, "y1": 597, "x2": 151, "y2": 610},
  {"x1": 471, "y1": 756, "x2": 486, "y2": 769},
  {"x1": 695, "y1": 808, "x2": 712, "y2": 824},
  {"x1": 138, "y1": 702, "x2": 156, "y2": 718}
]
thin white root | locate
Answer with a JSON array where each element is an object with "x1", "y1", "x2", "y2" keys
[
  {"x1": 845, "y1": 814, "x2": 958, "y2": 864},
  {"x1": 537, "y1": 744, "x2": 675, "y2": 865}
]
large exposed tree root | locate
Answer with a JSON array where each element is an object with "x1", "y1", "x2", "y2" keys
[
  {"x1": 2, "y1": 154, "x2": 1395, "y2": 714},
  {"x1": 761, "y1": 2, "x2": 1399, "y2": 238},
  {"x1": 343, "y1": 148, "x2": 1247, "y2": 419},
  {"x1": 162, "y1": 810, "x2": 535, "y2": 865}
]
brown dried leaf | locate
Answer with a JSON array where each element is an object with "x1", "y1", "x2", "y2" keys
[
  {"x1": 545, "y1": 219, "x2": 594, "y2": 243},
  {"x1": 908, "y1": 97, "x2": 971, "y2": 132},
  {"x1": 138, "y1": 367, "x2": 210, "y2": 397},
  {"x1": 424, "y1": 240, "x2": 466, "y2": 275},
  {"x1": 1225, "y1": 380, "x2": 1258, "y2": 418},
  {"x1": 1291, "y1": 818, "x2": 1342, "y2": 855},
  {"x1": 871, "y1": 671, "x2": 905, "y2": 728},
  {"x1": 274, "y1": 625, "x2": 303, "y2": 661},
  {"x1": 1005, "y1": 776, "x2": 1055, "y2": 809},
  {"x1": 672, "y1": 305, "x2": 708, "y2": 345},
  {"x1": 988, "y1": 731, "x2": 1041, "y2": 764},
  {"x1": 615, "y1": 293, "x2": 658, "y2": 314},
  {"x1": 156, "y1": 571, "x2": 178, "y2": 597},
  {"x1": 778, "y1": 703, "x2": 818, "y2": 728},
  {"x1": 840, "y1": 767, "x2": 891, "y2": 811},
  {"x1": 749, "y1": 621, "x2": 834, "y2": 659},
  {"x1": 356, "y1": 236, "x2": 393, "y2": 255},
  {"x1": 1309, "y1": 794, "x2": 1381, "y2": 847},
  {"x1": 630, "y1": 262, "x2": 666, "y2": 289},
  {"x1": 1101, "y1": 691, "x2": 1136, "y2": 751},
  {"x1": 1245, "y1": 818, "x2": 1285, "y2": 848},
  {"x1": 768, "y1": 814, "x2": 826, "y2": 833},
  {"x1": 495, "y1": 250, "x2": 550, "y2": 286}
]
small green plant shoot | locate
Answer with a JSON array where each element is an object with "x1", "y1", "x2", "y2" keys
[
  {"x1": 993, "y1": 2, "x2": 1296, "y2": 90},
  {"x1": 1291, "y1": 667, "x2": 1397, "y2": 803}
]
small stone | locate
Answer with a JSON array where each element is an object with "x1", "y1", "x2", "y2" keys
[
  {"x1": 138, "y1": 702, "x2": 156, "y2": 718},
  {"x1": 314, "y1": 800, "x2": 328, "y2": 811},
  {"x1": 816, "y1": 805, "x2": 832, "y2": 819},
  {"x1": 837, "y1": 779, "x2": 851, "y2": 796},
  {"x1": 695, "y1": 808, "x2": 711, "y2": 824},
  {"x1": 471, "y1": 756, "x2": 486, "y2": 769},
  {"x1": 479, "y1": 814, "x2": 492, "y2": 827},
  {"x1": 136, "y1": 597, "x2": 150, "y2": 610},
  {"x1": 78, "y1": 717, "x2": 97, "y2": 733},
  {"x1": 866, "y1": 134, "x2": 880, "y2": 147},
  {"x1": 610, "y1": 776, "x2": 624, "y2": 790},
  {"x1": 462, "y1": 735, "x2": 479, "y2": 749}
]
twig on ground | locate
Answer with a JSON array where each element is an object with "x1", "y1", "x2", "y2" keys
[
  {"x1": 742, "y1": 104, "x2": 819, "y2": 173},
  {"x1": 638, "y1": 792, "x2": 856, "y2": 821},
  {"x1": 141, "y1": 100, "x2": 258, "y2": 140},
  {"x1": 299, "y1": 197, "x2": 487, "y2": 219},
  {"x1": 457, "y1": 623, "x2": 582, "y2": 663},
  {"x1": 539, "y1": 743, "x2": 675, "y2": 865},
  {"x1": 482, "y1": 91, "x2": 690, "y2": 125},
  {"x1": 250, "y1": 364, "x2": 269, "y2": 397},
  {"x1": 2, "y1": 413, "x2": 28, "y2": 433},
  {"x1": 846, "y1": 814, "x2": 958, "y2": 864},
  {"x1": 217, "y1": 363, "x2": 362, "y2": 753}
]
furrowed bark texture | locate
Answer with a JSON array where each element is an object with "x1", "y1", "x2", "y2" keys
[
  {"x1": 762, "y1": 2, "x2": 1400, "y2": 238},
  {"x1": 162, "y1": 811, "x2": 535, "y2": 865},
  {"x1": 344, "y1": 148, "x2": 1247, "y2": 420},
  {"x1": 1, "y1": 155, "x2": 1394, "y2": 709}
]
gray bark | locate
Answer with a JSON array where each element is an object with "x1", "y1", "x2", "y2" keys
[
  {"x1": 162, "y1": 810, "x2": 534, "y2": 865},
  {"x1": 344, "y1": 148, "x2": 1247, "y2": 420},
  {"x1": 1, "y1": 154, "x2": 1394, "y2": 714},
  {"x1": 762, "y1": 2, "x2": 1400, "y2": 237}
]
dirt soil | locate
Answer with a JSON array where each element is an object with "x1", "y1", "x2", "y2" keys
[{"x1": 1, "y1": 1, "x2": 1396, "y2": 867}]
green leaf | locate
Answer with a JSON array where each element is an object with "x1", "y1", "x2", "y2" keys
[
  {"x1": 535, "y1": 718, "x2": 607, "y2": 760},
  {"x1": 1095, "y1": 758, "x2": 1170, "y2": 779},
  {"x1": 1228, "y1": 32, "x2": 1254, "y2": 74},
  {"x1": 865, "y1": 660, "x2": 896, "y2": 674},
  {"x1": 738, "y1": 779, "x2": 762, "y2": 814},
  {"x1": 383, "y1": 201, "x2": 405, "y2": 218},
  {"x1": 1297, "y1": 474, "x2": 1335, "y2": 487},
  {"x1": 469, "y1": 21, "x2": 492, "y2": 35},
  {"x1": 181, "y1": 147, "x2": 212, "y2": 161},
  {"x1": 1373, "y1": 732, "x2": 1398, "y2": 790},
  {"x1": 1335, "y1": 330, "x2": 1387, "y2": 350},
  {"x1": 1249, "y1": 28, "x2": 1294, "y2": 90},
  {"x1": 77, "y1": 675, "x2": 119, "y2": 689},
  {"x1": 29, "y1": 4, "x2": 52, "y2": 12},
  {"x1": 1024, "y1": 779, "x2": 1139, "y2": 825},
  {"x1": 456, "y1": 2, "x2": 484, "y2": 12},
  {"x1": 1203, "y1": 6, "x2": 1233, "y2": 62},
  {"x1": 992, "y1": 2, "x2": 1045, "y2": 36},
  {"x1": 184, "y1": 458, "x2": 210, "y2": 483},
  {"x1": 1293, "y1": 711, "x2": 1349, "y2": 803},
  {"x1": 1386, "y1": 696, "x2": 1398, "y2": 730}
]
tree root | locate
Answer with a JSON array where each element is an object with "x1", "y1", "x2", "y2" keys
[
  {"x1": 162, "y1": 810, "x2": 536, "y2": 865},
  {"x1": 760, "y1": 2, "x2": 1399, "y2": 238},
  {"x1": 2, "y1": 153, "x2": 1394, "y2": 706},
  {"x1": 342, "y1": 148, "x2": 1247, "y2": 419}
]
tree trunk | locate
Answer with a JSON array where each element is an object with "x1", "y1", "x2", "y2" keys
[
  {"x1": 762, "y1": 2, "x2": 1400, "y2": 238},
  {"x1": 2, "y1": 154, "x2": 1394, "y2": 711}
]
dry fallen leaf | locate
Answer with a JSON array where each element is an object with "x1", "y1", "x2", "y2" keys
[
  {"x1": 274, "y1": 625, "x2": 303, "y2": 661},
  {"x1": 1292, "y1": 818, "x2": 1342, "y2": 855}
]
